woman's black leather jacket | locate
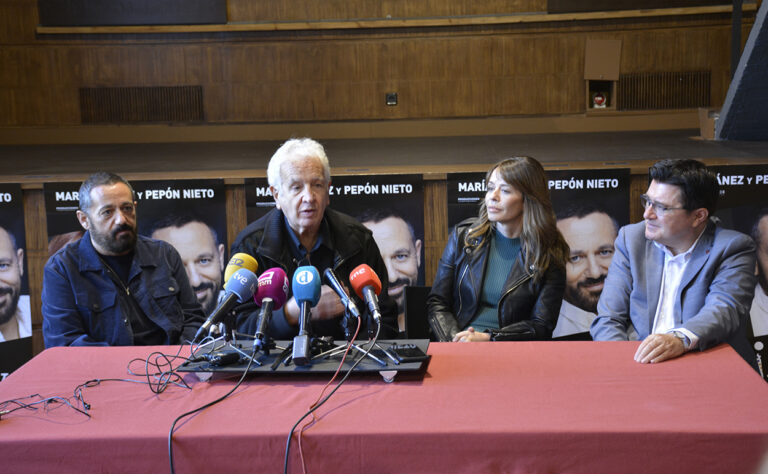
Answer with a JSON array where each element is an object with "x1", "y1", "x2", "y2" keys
[{"x1": 427, "y1": 218, "x2": 565, "y2": 342}]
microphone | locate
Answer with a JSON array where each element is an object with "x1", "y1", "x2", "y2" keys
[
  {"x1": 223, "y1": 253, "x2": 259, "y2": 288},
  {"x1": 291, "y1": 266, "x2": 321, "y2": 366},
  {"x1": 323, "y1": 268, "x2": 361, "y2": 319},
  {"x1": 252, "y1": 268, "x2": 289, "y2": 349},
  {"x1": 192, "y1": 268, "x2": 258, "y2": 343},
  {"x1": 349, "y1": 264, "x2": 382, "y2": 324}
]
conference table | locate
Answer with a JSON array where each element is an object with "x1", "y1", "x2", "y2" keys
[{"x1": 1, "y1": 341, "x2": 767, "y2": 473}]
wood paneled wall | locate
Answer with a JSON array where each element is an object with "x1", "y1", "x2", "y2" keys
[
  {"x1": 0, "y1": 1, "x2": 755, "y2": 127},
  {"x1": 21, "y1": 184, "x2": 47, "y2": 356},
  {"x1": 227, "y1": 1, "x2": 547, "y2": 22}
]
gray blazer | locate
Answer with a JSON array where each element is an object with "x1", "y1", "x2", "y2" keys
[{"x1": 591, "y1": 219, "x2": 757, "y2": 366}]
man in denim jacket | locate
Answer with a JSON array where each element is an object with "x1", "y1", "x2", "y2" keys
[{"x1": 42, "y1": 172, "x2": 204, "y2": 347}]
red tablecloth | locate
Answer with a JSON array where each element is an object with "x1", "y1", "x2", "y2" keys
[{"x1": 1, "y1": 341, "x2": 767, "y2": 473}]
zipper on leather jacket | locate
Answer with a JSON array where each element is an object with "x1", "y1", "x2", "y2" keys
[
  {"x1": 456, "y1": 263, "x2": 470, "y2": 317},
  {"x1": 496, "y1": 271, "x2": 533, "y2": 321}
]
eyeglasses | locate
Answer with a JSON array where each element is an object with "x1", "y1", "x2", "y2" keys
[{"x1": 640, "y1": 194, "x2": 685, "y2": 217}]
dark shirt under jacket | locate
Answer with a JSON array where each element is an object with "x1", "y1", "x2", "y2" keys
[
  {"x1": 230, "y1": 207, "x2": 399, "y2": 340},
  {"x1": 101, "y1": 252, "x2": 166, "y2": 345},
  {"x1": 427, "y1": 218, "x2": 566, "y2": 341},
  {"x1": 42, "y1": 232, "x2": 205, "y2": 347}
]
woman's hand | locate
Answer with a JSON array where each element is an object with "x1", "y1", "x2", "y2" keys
[{"x1": 453, "y1": 327, "x2": 491, "y2": 342}]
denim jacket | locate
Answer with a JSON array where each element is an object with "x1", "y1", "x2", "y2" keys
[{"x1": 42, "y1": 232, "x2": 205, "y2": 347}]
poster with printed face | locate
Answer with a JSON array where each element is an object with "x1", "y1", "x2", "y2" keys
[
  {"x1": 710, "y1": 164, "x2": 768, "y2": 381},
  {"x1": 44, "y1": 179, "x2": 227, "y2": 316},
  {"x1": 0, "y1": 183, "x2": 32, "y2": 374},
  {"x1": 447, "y1": 168, "x2": 631, "y2": 340},
  {"x1": 45, "y1": 183, "x2": 85, "y2": 255},
  {"x1": 548, "y1": 169, "x2": 630, "y2": 339},
  {"x1": 245, "y1": 174, "x2": 425, "y2": 333}
]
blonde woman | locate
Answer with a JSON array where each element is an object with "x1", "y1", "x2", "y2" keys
[{"x1": 428, "y1": 157, "x2": 569, "y2": 342}]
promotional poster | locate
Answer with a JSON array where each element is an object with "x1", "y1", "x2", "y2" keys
[
  {"x1": 0, "y1": 183, "x2": 32, "y2": 375},
  {"x1": 44, "y1": 179, "x2": 227, "y2": 316},
  {"x1": 446, "y1": 168, "x2": 631, "y2": 339},
  {"x1": 710, "y1": 164, "x2": 768, "y2": 381},
  {"x1": 245, "y1": 174, "x2": 425, "y2": 333}
]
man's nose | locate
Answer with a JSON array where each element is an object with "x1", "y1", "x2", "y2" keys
[
  {"x1": 186, "y1": 266, "x2": 202, "y2": 287},
  {"x1": 586, "y1": 254, "x2": 601, "y2": 278},
  {"x1": 114, "y1": 210, "x2": 127, "y2": 224},
  {"x1": 643, "y1": 204, "x2": 656, "y2": 220},
  {"x1": 385, "y1": 261, "x2": 397, "y2": 280},
  {"x1": 300, "y1": 186, "x2": 315, "y2": 202}
]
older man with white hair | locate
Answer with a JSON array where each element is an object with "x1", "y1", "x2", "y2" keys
[{"x1": 231, "y1": 138, "x2": 398, "y2": 340}]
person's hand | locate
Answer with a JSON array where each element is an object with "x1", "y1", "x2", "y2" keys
[
  {"x1": 283, "y1": 285, "x2": 347, "y2": 325},
  {"x1": 634, "y1": 333, "x2": 685, "y2": 363},
  {"x1": 310, "y1": 285, "x2": 347, "y2": 321},
  {"x1": 453, "y1": 327, "x2": 491, "y2": 342}
]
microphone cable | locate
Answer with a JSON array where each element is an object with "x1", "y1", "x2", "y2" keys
[
  {"x1": 127, "y1": 345, "x2": 195, "y2": 394},
  {"x1": 2, "y1": 345, "x2": 195, "y2": 422},
  {"x1": 283, "y1": 318, "x2": 383, "y2": 474},
  {"x1": 0, "y1": 393, "x2": 90, "y2": 420},
  {"x1": 167, "y1": 343, "x2": 260, "y2": 474},
  {"x1": 297, "y1": 318, "x2": 362, "y2": 473}
]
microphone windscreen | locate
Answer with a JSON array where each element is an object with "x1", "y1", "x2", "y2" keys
[
  {"x1": 224, "y1": 253, "x2": 259, "y2": 284},
  {"x1": 255, "y1": 267, "x2": 289, "y2": 310},
  {"x1": 292, "y1": 266, "x2": 321, "y2": 307},
  {"x1": 224, "y1": 268, "x2": 259, "y2": 303},
  {"x1": 349, "y1": 264, "x2": 382, "y2": 299}
]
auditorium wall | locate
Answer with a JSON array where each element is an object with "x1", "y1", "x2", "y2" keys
[{"x1": 0, "y1": 1, "x2": 756, "y2": 129}]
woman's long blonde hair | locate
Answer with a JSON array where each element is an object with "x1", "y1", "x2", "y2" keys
[{"x1": 465, "y1": 156, "x2": 569, "y2": 278}]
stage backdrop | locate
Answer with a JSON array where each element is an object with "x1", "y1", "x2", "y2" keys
[
  {"x1": 446, "y1": 168, "x2": 631, "y2": 339},
  {"x1": 0, "y1": 183, "x2": 32, "y2": 376},
  {"x1": 44, "y1": 179, "x2": 227, "y2": 318},
  {"x1": 44, "y1": 180, "x2": 226, "y2": 255},
  {"x1": 710, "y1": 164, "x2": 768, "y2": 382},
  {"x1": 447, "y1": 169, "x2": 630, "y2": 230},
  {"x1": 245, "y1": 174, "x2": 425, "y2": 286}
]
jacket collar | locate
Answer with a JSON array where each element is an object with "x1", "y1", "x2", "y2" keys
[
  {"x1": 644, "y1": 219, "x2": 716, "y2": 330},
  {"x1": 677, "y1": 219, "x2": 716, "y2": 299},
  {"x1": 255, "y1": 208, "x2": 362, "y2": 267},
  {"x1": 77, "y1": 231, "x2": 155, "y2": 274}
]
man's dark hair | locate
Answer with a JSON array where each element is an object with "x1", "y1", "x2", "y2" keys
[
  {"x1": 149, "y1": 213, "x2": 219, "y2": 245},
  {"x1": 648, "y1": 159, "x2": 719, "y2": 215},
  {"x1": 78, "y1": 172, "x2": 135, "y2": 214},
  {"x1": 751, "y1": 208, "x2": 768, "y2": 247},
  {"x1": 357, "y1": 208, "x2": 417, "y2": 242},
  {"x1": 555, "y1": 204, "x2": 619, "y2": 234}
]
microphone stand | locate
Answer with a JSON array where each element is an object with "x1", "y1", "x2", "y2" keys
[
  {"x1": 192, "y1": 302, "x2": 264, "y2": 367},
  {"x1": 253, "y1": 298, "x2": 275, "y2": 356},
  {"x1": 322, "y1": 308, "x2": 388, "y2": 366},
  {"x1": 292, "y1": 301, "x2": 313, "y2": 366},
  {"x1": 364, "y1": 307, "x2": 399, "y2": 365},
  {"x1": 223, "y1": 309, "x2": 264, "y2": 365}
]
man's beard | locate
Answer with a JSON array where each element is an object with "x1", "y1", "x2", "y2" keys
[
  {"x1": 0, "y1": 285, "x2": 21, "y2": 325},
  {"x1": 389, "y1": 277, "x2": 412, "y2": 314},
  {"x1": 563, "y1": 275, "x2": 606, "y2": 314},
  {"x1": 195, "y1": 281, "x2": 220, "y2": 315},
  {"x1": 91, "y1": 223, "x2": 137, "y2": 255}
]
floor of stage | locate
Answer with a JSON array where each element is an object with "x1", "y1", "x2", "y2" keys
[{"x1": 2, "y1": 129, "x2": 768, "y2": 181}]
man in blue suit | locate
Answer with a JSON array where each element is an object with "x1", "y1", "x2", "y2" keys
[{"x1": 591, "y1": 159, "x2": 757, "y2": 367}]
